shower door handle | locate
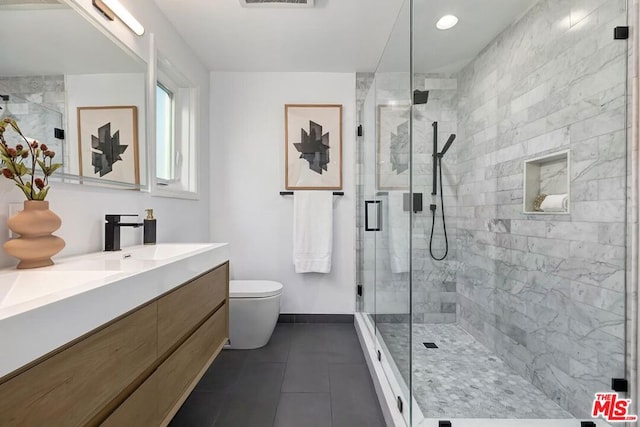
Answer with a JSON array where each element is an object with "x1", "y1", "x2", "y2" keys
[{"x1": 365, "y1": 200, "x2": 381, "y2": 231}]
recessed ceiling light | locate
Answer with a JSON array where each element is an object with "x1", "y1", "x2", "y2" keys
[
  {"x1": 239, "y1": 0, "x2": 314, "y2": 7},
  {"x1": 436, "y1": 15, "x2": 458, "y2": 30}
]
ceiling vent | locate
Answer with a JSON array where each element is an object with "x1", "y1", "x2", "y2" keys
[
  {"x1": 239, "y1": 0, "x2": 314, "y2": 8},
  {"x1": 0, "y1": 0, "x2": 65, "y2": 8},
  {"x1": 0, "y1": 0, "x2": 61, "y2": 4}
]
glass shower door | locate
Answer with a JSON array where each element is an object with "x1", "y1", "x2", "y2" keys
[
  {"x1": 373, "y1": 0, "x2": 413, "y2": 425},
  {"x1": 361, "y1": 73, "x2": 414, "y2": 427}
]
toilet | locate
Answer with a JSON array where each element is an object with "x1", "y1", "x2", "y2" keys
[{"x1": 227, "y1": 280, "x2": 283, "y2": 349}]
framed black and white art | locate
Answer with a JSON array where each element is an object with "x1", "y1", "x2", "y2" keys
[
  {"x1": 285, "y1": 104, "x2": 342, "y2": 190},
  {"x1": 77, "y1": 106, "x2": 140, "y2": 185}
]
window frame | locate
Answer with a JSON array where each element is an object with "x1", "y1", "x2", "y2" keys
[
  {"x1": 155, "y1": 79, "x2": 177, "y2": 185},
  {"x1": 151, "y1": 51, "x2": 200, "y2": 200}
]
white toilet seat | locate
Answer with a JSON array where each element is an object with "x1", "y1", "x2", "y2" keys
[
  {"x1": 226, "y1": 280, "x2": 283, "y2": 349},
  {"x1": 230, "y1": 280, "x2": 283, "y2": 298}
]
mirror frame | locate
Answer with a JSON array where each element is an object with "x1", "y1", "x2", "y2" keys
[{"x1": 59, "y1": 0, "x2": 200, "y2": 199}]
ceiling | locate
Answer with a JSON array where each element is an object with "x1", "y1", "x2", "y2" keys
[
  {"x1": 152, "y1": 0, "x2": 405, "y2": 72},
  {"x1": 153, "y1": 0, "x2": 538, "y2": 74}
]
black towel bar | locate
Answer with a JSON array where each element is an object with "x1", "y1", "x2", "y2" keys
[{"x1": 280, "y1": 191, "x2": 344, "y2": 196}]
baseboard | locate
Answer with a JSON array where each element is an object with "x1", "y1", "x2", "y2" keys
[{"x1": 278, "y1": 314, "x2": 354, "y2": 323}]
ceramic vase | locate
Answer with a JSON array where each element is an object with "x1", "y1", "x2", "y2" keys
[{"x1": 3, "y1": 200, "x2": 65, "y2": 269}]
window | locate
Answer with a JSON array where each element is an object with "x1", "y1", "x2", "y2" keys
[
  {"x1": 156, "y1": 82, "x2": 175, "y2": 182},
  {"x1": 153, "y1": 53, "x2": 198, "y2": 198}
]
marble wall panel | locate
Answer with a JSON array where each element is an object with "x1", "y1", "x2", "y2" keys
[
  {"x1": 0, "y1": 76, "x2": 64, "y2": 158},
  {"x1": 456, "y1": 0, "x2": 628, "y2": 418}
]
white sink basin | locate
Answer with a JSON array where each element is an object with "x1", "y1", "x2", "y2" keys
[
  {"x1": 102, "y1": 243, "x2": 216, "y2": 262},
  {"x1": 52, "y1": 258, "x2": 146, "y2": 272},
  {"x1": 0, "y1": 270, "x2": 121, "y2": 309},
  {"x1": 0, "y1": 244, "x2": 222, "y2": 312}
]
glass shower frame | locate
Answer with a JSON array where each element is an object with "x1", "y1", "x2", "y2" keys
[{"x1": 357, "y1": 0, "x2": 631, "y2": 425}]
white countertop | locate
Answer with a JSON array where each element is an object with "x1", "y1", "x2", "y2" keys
[{"x1": 0, "y1": 243, "x2": 229, "y2": 379}]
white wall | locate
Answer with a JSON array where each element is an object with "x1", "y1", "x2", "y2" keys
[
  {"x1": 210, "y1": 72, "x2": 356, "y2": 314},
  {"x1": 0, "y1": 0, "x2": 210, "y2": 268}
]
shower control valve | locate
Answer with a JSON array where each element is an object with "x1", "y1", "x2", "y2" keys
[{"x1": 430, "y1": 204, "x2": 437, "y2": 212}]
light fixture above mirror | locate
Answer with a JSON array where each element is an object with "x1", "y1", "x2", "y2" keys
[{"x1": 92, "y1": 0, "x2": 144, "y2": 36}]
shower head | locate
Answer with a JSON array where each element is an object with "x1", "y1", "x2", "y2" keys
[
  {"x1": 438, "y1": 134, "x2": 456, "y2": 157},
  {"x1": 413, "y1": 90, "x2": 429, "y2": 105}
]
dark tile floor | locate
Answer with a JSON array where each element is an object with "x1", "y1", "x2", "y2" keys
[{"x1": 170, "y1": 323, "x2": 386, "y2": 427}]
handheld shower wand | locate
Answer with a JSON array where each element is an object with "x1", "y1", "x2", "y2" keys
[
  {"x1": 439, "y1": 134, "x2": 456, "y2": 157},
  {"x1": 429, "y1": 121, "x2": 456, "y2": 261}
]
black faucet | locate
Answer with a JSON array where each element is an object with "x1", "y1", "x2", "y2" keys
[{"x1": 105, "y1": 214, "x2": 144, "y2": 251}]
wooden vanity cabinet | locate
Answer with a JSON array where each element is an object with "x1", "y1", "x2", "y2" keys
[
  {"x1": 156, "y1": 305, "x2": 227, "y2": 423},
  {"x1": 0, "y1": 262, "x2": 229, "y2": 427},
  {"x1": 0, "y1": 303, "x2": 158, "y2": 426},
  {"x1": 157, "y1": 264, "x2": 228, "y2": 356}
]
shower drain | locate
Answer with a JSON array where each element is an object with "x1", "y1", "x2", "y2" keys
[{"x1": 423, "y1": 342, "x2": 438, "y2": 349}]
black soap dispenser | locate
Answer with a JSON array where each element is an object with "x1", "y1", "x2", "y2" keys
[{"x1": 144, "y1": 209, "x2": 156, "y2": 245}]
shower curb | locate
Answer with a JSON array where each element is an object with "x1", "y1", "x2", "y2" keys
[{"x1": 355, "y1": 313, "x2": 414, "y2": 427}]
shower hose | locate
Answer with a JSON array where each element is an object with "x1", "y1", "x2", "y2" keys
[{"x1": 429, "y1": 155, "x2": 448, "y2": 261}]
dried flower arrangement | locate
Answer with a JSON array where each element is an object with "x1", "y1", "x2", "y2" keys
[{"x1": 0, "y1": 118, "x2": 62, "y2": 200}]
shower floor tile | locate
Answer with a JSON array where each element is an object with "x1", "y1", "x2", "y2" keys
[{"x1": 376, "y1": 322, "x2": 573, "y2": 419}]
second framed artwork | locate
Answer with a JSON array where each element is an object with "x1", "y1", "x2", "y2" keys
[
  {"x1": 77, "y1": 106, "x2": 140, "y2": 185},
  {"x1": 285, "y1": 104, "x2": 342, "y2": 190},
  {"x1": 377, "y1": 104, "x2": 410, "y2": 190}
]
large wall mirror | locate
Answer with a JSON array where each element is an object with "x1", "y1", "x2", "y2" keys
[{"x1": 0, "y1": 0, "x2": 148, "y2": 189}]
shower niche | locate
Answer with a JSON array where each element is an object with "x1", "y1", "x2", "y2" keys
[{"x1": 523, "y1": 150, "x2": 570, "y2": 214}]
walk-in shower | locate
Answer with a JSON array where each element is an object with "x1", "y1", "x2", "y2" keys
[{"x1": 356, "y1": 0, "x2": 632, "y2": 425}]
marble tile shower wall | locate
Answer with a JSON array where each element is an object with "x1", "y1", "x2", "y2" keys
[
  {"x1": 0, "y1": 76, "x2": 65, "y2": 159},
  {"x1": 412, "y1": 74, "x2": 460, "y2": 324},
  {"x1": 455, "y1": 0, "x2": 628, "y2": 417}
]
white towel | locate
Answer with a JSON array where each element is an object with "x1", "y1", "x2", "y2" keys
[
  {"x1": 540, "y1": 194, "x2": 568, "y2": 212},
  {"x1": 388, "y1": 192, "x2": 409, "y2": 273},
  {"x1": 293, "y1": 191, "x2": 333, "y2": 273}
]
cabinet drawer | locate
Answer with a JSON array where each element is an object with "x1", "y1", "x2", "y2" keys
[
  {"x1": 157, "y1": 304, "x2": 227, "y2": 422},
  {"x1": 158, "y1": 263, "x2": 228, "y2": 355},
  {"x1": 0, "y1": 303, "x2": 157, "y2": 427},
  {"x1": 100, "y1": 372, "x2": 159, "y2": 427}
]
